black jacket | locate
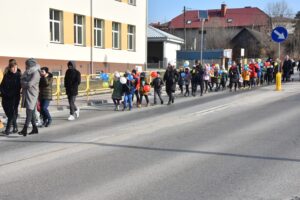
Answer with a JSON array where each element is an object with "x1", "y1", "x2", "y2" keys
[
  {"x1": 151, "y1": 77, "x2": 164, "y2": 91},
  {"x1": 39, "y1": 73, "x2": 53, "y2": 100},
  {"x1": 64, "y1": 61, "x2": 81, "y2": 96},
  {"x1": 163, "y1": 69, "x2": 178, "y2": 92},
  {"x1": 0, "y1": 70, "x2": 21, "y2": 100}
]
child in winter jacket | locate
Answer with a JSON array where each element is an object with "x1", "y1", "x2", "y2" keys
[
  {"x1": 122, "y1": 74, "x2": 134, "y2": 111},
  {"x1": 138, "y1": 72, "x2": 150, "y2": 107},
  {"x1": 184, "y1": 67, "x2": 192, "y2": 96},
  {"x1": 151, "y1": 71, "x2": 164, "y2": 104},
  {"x1": 110, "y1": 72, "x2": 123, "y2": 111},
  {"x1": 242, "y1": 65, "x2": 251, "y2": 89}
]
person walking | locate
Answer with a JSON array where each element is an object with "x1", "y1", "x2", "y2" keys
[
  {"x1": 282, "y1": 55, "x2": 292, "y2": 82},
  {"x1": 197, "y1": 64, "x2": 205, "y2": 96},
  {"x1": 151, "y1": 71, "x2": 164, "y2": 104},
  {"x1": 39, "y1": 67, "x2": 53, "y2": 127},
  {"x1": 229, "y1": 63, "x2": 239, "y2": 92},
  {"x1": 18, "y1": 58, "x2": 41, "y2": 136},
  {"x1": 0, "y1": 59, "x2": 21, "y2": 135},
  {"x1": 122, "y1": 74, "x2": 134, "y2": 111},
  {"x1": 111, "y1": 72, "x2": 123, "y2": 111},
  {"x1": 138, "y1": 72, "x2": 150, "y2": 107},
  {"x1": 183, "y1": 67, "x2": 192, "y2": 97},
  {"x1": 163, "y1": 62, "x2": 178, "y2": 105},
  {"x1": 190, "y1": 66, "x2": 198, "y2": 96},
  {"x1": 64, "y1": 61, "x2": 81, "y2": 121}
]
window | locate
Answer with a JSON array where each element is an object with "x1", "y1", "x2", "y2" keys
[
  {"x1": 49, "y1": 9, "x2": 63, "y2": 43},
  {"x1": 74, "y1": 14, "x2": 85, "y2": 45},
  {"x1": 128, "y1": 0, "x2": 136, "y2": 5},
  {"x1": 112, "y1": 22, "x2": 120, "y2": 49},
  {"x1": 128, "y1": 25, "x2": 135, "y2": 51},
  {"x1": 94, "y1": 19, "x2": 104, "y2": 48}
]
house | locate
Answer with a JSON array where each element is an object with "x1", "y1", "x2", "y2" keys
[
  {"x1": 154, "y1": 4, "x2": 271, "y2": 53},
  {"x1": 147, "y1": 26, "x2": 184, "y2": 68},
  {"x1": 0, "y1": 0, "x2": 147, "y2": 74},
  {"x1": 231, "y1": 28, "x2": 268, "y2": 60}
]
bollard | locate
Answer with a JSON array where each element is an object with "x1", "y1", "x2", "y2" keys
[{"x1": 276, "y1": 72, "x2": 282, "y2": 91}]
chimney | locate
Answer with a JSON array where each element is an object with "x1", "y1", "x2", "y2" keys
[{"x1": 221, "y1": 4, "x2": 227, "y2": 17}]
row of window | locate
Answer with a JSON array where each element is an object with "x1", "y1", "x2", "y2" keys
[
  {"x1": 115, "y1": 0, "x2": 136, "y2": 6},
  {"x1": 49, "y1": 9, "x2": 136, "y2": 51}
]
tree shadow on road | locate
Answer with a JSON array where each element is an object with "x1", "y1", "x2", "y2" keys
[{"x1": 1, "y1": 139, "x2": 300, "y2": 164}]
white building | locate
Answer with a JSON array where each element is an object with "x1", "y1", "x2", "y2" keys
[
  {"x1": 147, "y1": 26, "x2": 184, "y2": 68},
  {"x1": 0, "y1": 0, "x2": 147, "y2": 74}
]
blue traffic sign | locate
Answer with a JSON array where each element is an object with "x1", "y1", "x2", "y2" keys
[{"x1": 271, "y1": 26, "x2": 288, "y2": 43}]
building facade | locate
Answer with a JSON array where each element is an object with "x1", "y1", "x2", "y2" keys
[
  {"x1": 147, "y1": 26, "x2": 184, "y2": 68},
  {"x1": 0, "y1": 0, "x2": 147, "y2": 74}
]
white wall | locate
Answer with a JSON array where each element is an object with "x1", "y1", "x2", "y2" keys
[
  {"x1": 163, "y1": 42, "x2": 182, "y2": 65},
  {"x1": 0, "y1": 0, "x2": 146, "y2": 64}
]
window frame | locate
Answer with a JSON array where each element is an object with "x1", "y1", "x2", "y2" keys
[
  {"x1": 112, "y1": 22, "x2": 121, "y2": 50},
  {"x1": 128, "y1": 0, "x2": 136, "y2": 6},
  {"x1": 94, "y1": 18, "x2": 104, "y2": 48},
  {"x1": 74, "y1": 14, "x2": 85, "y2": 46},
  {"x1": 127, "y1": 25, "x2": 136, "y2": 51},
  {"x1": 49, "y1": 9, "x2": 63, "y2": 43}
]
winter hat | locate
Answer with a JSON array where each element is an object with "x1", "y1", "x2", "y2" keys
[
  {"x1": 25, "y1": 58, "x2": 37, "y2": 68},
  {"x1": 114, "y1": 72, "x2": 120, "y2": 78}
]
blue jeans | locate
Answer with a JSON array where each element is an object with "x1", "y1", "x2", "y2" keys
[
  {"x1": 40, "y1": 99, "x2": 52, "y2": 122},
  {"x1": 124, "y1": 94, "x2": 132, "y2": 110}
]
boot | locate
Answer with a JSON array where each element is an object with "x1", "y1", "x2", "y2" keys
[
  {"x1": 12, "y1": 126, "x2": 18, "y2": 133},
  {"x1": 18, "y1": 125, "x2": 28, "y2": 137},
  {"x1": 29, "y1": 126, "x2": 38, "y2": 135}
]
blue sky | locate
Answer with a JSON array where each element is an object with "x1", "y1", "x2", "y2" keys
[{"x1": 148, "y1": 0, "x2": 300, "y2": 23}]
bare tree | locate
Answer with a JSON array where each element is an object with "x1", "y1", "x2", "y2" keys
[{"x1": 265, "y1": 0, "x2": 293, "y2": 18}]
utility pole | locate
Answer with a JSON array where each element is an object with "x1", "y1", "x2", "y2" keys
[
  {"x1": 90, "y1": 0, "x2": 93, "y2": 74},
  {"x1": 184, "y1": 6, "x2": 186, "y2": 51}
]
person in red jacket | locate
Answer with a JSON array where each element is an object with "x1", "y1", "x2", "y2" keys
[{"x1": 249, "y1": 59, "x2": 259, "y2": 88}]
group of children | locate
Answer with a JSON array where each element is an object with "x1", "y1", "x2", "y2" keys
[
  {"x1": 110, "y1": 58, "x2": 294, "y2": 111},
  {"x1": 110, "y1": 69, "x2": 164, "y2": 111}
]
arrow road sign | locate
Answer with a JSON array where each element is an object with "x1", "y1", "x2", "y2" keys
[{"x1": 271, "y1": 26, "x2": 288, "y2": 43}]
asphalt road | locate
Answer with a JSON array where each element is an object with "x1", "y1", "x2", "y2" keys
[{"x1": 0, "y1": 82, "x2": 300, "y2": 200}]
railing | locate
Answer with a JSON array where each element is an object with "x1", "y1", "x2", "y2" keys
[{"x1": 52, "y1": 70, "x2": 166, "y2": 104}]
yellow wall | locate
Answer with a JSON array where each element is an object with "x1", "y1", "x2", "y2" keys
[
  {"x1": 122, "y1": 0, "x2": 128, "y2": 3},
  {"x1": 85, "y1": 16, "x2": 93, "y2": 47},
  {"x1": 104, "y1": 20, "x2": 112, "y2": 49},
  {"x1": 63, "y1": 12, "x2": 74, "y2": 45},
  {"x1": 121, "y1": 23, "x2": 128, "y2": 50}
]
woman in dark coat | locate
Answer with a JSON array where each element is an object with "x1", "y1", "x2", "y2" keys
[
  {"x1": 163, "y1": 63, "x2": 179, "y2": 105},
  {"x1": 0, "y1": 59, "x2": 21, "y2": 135},
  {"x1": 39, "y1": 67, "x2": 53, "y2": 127},
  {"x1": 64, "y1": 61, "x2": 81, "y2": 121}
]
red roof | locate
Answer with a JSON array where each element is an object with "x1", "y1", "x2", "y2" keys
[{"x1": 169, "y1": 7, "x2": 270, "y2": 29}]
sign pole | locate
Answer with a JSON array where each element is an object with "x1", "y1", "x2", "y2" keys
[
  {"x1": 200, "y1": 19, "x2": 204, "y2": 65},
  {"x1": 276, "y1": 42, "x2": 282, "y2": 91},
  {"x1": 271, "y1": 26, "x2": 287, "y2": 92}
]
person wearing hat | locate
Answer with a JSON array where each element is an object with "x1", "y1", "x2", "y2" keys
[
  {"x1": 64, "y1": 61, "x2": 81, "y2": 121},
  {"x1": 110, "y1": 72, "x2": 123, "y2": 111},
  {"x1": 0, "y1": 59, "x2": 21, "y2": 135},
  {"x1": 18, "y1": 58, "x2": 41, "y2": 136},
  {"x1": 39, "y1": 67, "x2": 53, "y2": 127},
  {"x1": 151, "y1": 71, "x2": 164, "y2": 104}
]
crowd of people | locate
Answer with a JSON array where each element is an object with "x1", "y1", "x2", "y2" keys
[
  {"x1": 0, "y1": 56, "x2": 299, "y2": 136},
  {"x1": 110, "y1": 56, "x2": 299, "y2": 111},
  {"x1": 0, "y1": 59, "x2": 81, "y2": 136}
]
